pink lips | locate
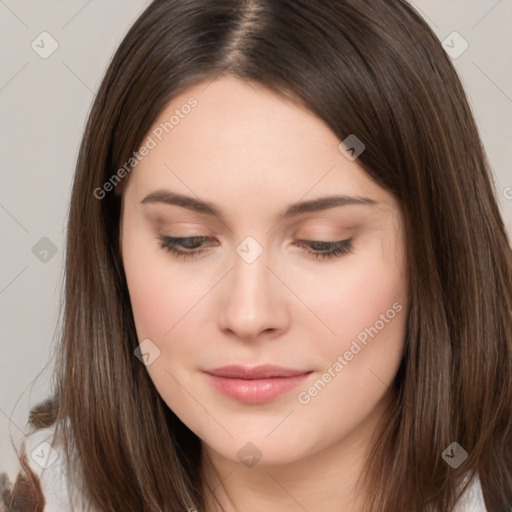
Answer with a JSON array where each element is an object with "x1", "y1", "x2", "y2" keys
[{"x1": 203, "y1": 365, "x2": 312, "y2": 404}]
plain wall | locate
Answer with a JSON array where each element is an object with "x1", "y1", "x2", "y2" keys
[{"x1": 1, "y1": 0, "x2": 511, "y2": 476}]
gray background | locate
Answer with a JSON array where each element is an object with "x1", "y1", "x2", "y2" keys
[{"x1": 1, "y1": 0, "x2": 511, "y2": 475}]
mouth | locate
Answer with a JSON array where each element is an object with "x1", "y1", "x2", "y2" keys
[{"x1": 203, "y1": 365, "x2": 313, "y2": 404}]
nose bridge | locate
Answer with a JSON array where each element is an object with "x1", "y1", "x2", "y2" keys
[
  {"x1": 219, "y1": 234, "x2": 286, "y2": 338},
  {"x1": 231, "y1": 234, "x2": 273, "y2": 310}
]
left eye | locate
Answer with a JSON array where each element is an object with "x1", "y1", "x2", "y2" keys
[{"x1": 157, "y1": 235, "x2": 354, "y2": 261}]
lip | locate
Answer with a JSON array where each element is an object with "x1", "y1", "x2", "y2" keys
[
  {"x1": 203, "y1": 365, "x2": 313, "y2": 404},
  {"x1": 205, "y1": 364, "x2": 310, "y2": 379}
]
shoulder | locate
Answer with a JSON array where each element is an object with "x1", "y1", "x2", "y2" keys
[{"x1": 0, "y1": 421, "x2": 91, "y2": 512}]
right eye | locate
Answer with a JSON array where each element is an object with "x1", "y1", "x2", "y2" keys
[{"x1": 157, "y1": 235, "x2": 213, "y2": 260}]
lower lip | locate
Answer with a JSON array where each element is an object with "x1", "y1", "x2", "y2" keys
[{"x1": 204, "y1": 372, "x2": 312, "y2": 404}]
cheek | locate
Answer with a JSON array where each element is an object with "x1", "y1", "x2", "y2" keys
[
  {"x1": 124, "y1": 255, "x2": 177, "y2": 340},
  {"x1": 127, "y1": 277, "x2": 181, "y2": 340},
  {"x1": 292, "y1": 234, "x2": 408, "y2": 424},
  {"x1": 291, "y1": 232, "x2": 408, "y2": 412},
  {"x1": 122, "y1": 233, "x2": 206, "y2": 408},
  {"x1": 122, "y1": 225, "x2": 205, "y2": 341},
  {"x1": 297, "y1": 245, "x2": 407, "y2": 348}
]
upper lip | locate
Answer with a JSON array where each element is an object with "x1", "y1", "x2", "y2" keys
[{"x1": 204, "y1": 365, "x2": 311, "y2": 379}]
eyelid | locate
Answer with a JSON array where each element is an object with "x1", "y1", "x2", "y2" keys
[{"x1": 157, "y1": 234, "x2": 354, "y2": 261}]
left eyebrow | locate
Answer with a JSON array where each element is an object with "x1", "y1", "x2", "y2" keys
[{"x1": 141, "y1": 189, "x2": 378, "y2": 222}]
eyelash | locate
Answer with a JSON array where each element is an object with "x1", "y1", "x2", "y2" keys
[{"x1": 156, "y1": 235, "x2": 354, "y2": 261}]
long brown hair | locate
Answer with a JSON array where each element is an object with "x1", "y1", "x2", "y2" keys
[{"x1": 16, "y1": 0, "x2": 512, "y2": 510}]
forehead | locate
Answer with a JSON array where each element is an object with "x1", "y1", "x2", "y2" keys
[{"x1": 124, "y1": 76, "x2": 395, "y2": 213}]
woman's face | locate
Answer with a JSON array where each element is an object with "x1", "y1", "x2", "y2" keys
[{"x1": 119, "y1": 76, "x2": 408, "y2": 467}]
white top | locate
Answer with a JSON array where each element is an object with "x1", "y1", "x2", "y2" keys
[{"x1": 3, "y1": 425, "x2": 489, "y2": 511}]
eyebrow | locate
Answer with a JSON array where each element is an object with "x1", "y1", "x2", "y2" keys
[{"x1": 141, "y1": 189, "x2": 378, "y2": 220}]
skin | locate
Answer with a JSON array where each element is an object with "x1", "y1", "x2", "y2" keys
[{"x1": 119, "y1": 76, "x2": 409, "y2": 512}]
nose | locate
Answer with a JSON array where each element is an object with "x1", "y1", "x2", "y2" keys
[{"x1": 217, "y1": 243, "x2": 290, "y2": 341}]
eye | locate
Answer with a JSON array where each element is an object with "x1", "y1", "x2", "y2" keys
[
  {"x1": 157, "y1": 235, "x2": 354, "y2": 261},
  {"x1": 294, "y1": 238, "x2": 354, "y2": 260},
  {"x1": 157, "y1": 235, "x2": 212, "y2": 260}
]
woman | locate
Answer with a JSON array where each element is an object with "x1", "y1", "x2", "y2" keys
[{"x1": 1, "y1": 0, "x2": 511, "y2": 511}]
